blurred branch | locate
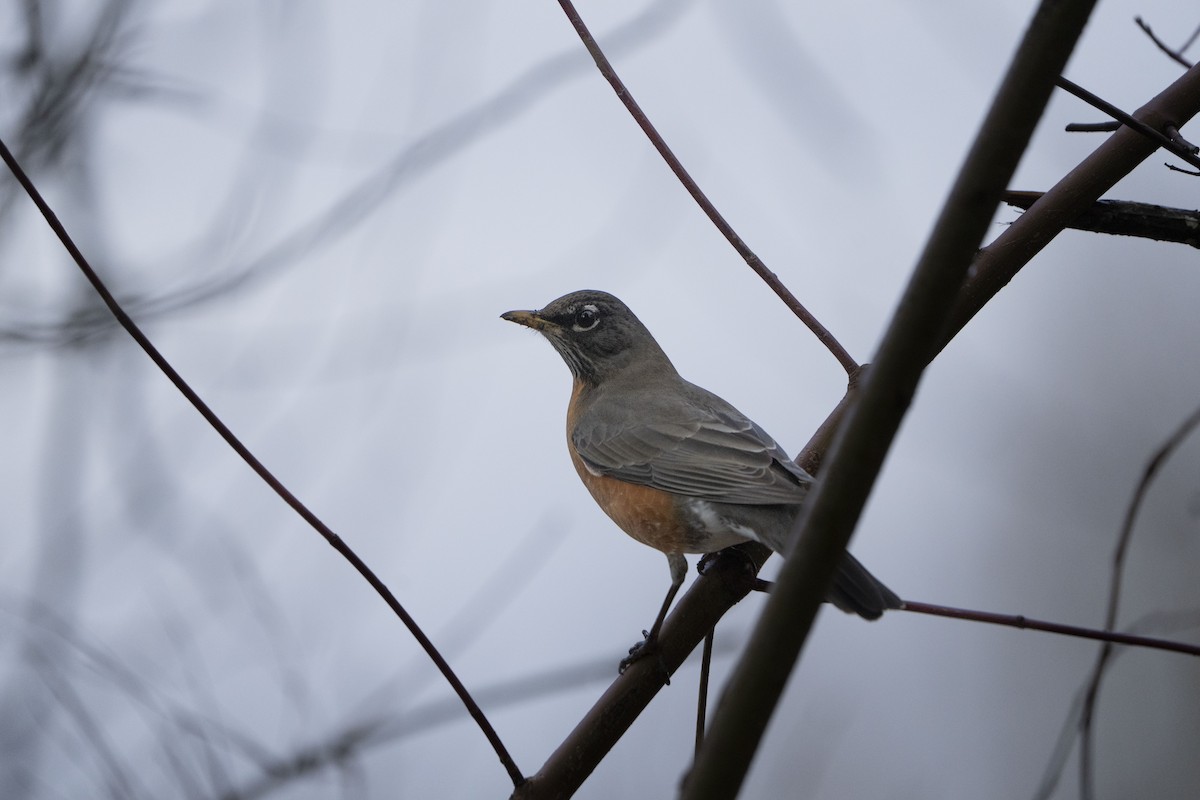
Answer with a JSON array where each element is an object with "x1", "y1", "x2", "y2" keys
[
  {"x1": 0, "y1": 0, "x2": 695, "y2": 347},
  {"x1": 1033, "y1": 608, "x2": 1200, "y2": 800},
  {"x1": 35, "y1": 655, "x2": 147, "y2": 800},
  {"x1": 554, "y1": 0, "x2": 859, "y2": 375},
  {"x1": 1078, "y1": 403, "x2": 1200, "y2": 800},
  {"x1": 362, "y1": 517, "x2": 567, "y2": 711},
  {"x1": 1003, "y1": 191, "x2": 1200, "y2": 248},
  {"x1": 0, "y1": 138, "x2": 526, "y2": 790},
  {"x1": 225, "y1": 637, "x2": 743, "y2": 800},
  {"x1": 6, "y1": 0, "x2": 134, "y2": 173},
  {"x1": 1, "y1": 596, "x2": 254, "y2": 794}
]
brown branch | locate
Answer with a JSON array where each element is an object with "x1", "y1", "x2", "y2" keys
[
  {"x1": 1003, "y1": 191, "x2": 1200, "y2": 248},
  {"x1": 511, "y1": 544, "x2": 767, "y2": 800},
  {"x1": 899, "y1": 601, "x2": 1200, "y2": 657},
  {"x1": 1065, "y1": 120, "x2": 1120, "y2": 132},
  {"x1": 554, "y1": 0, "x2": 859, "y2": 375},
  {"x1": 0, "y1": 138, "x2": 526, "y2": 789},
  {"x1": 741, "y1": 585, "x2": 1200, "y2": 657},
  {"x1": 943, "y1": 60, "x2": 1200, "y2": 349},
  {"x1": 1056, "y1": 76, "x2": 1200, "y2": 170}
]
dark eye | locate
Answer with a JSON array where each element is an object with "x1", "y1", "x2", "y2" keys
[{"x1": 573, "y1": 305, "x2": 600, "y2": 331}]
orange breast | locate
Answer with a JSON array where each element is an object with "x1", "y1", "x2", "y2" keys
[
  {"x1": 569, "y1": 446, "x2": 693, "y2": 554},
  {"x1": 567, "y1": 380, "x2": 692, "y2": 555}
]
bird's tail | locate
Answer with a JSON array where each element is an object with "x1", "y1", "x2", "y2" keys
[{"x1": 828, "y1": 552, "x2": 902, "y2": 620}]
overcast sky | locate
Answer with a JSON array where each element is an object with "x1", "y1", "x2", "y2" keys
[{"x1": 1, "y1": 1, "x2": 1198, "y2": 798}]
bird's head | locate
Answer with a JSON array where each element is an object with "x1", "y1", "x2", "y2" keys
[{"x1": 502, "y1": 289, "x2": 674, "y2": 385}]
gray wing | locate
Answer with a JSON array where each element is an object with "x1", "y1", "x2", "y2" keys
[{"x1": 573, "y1": 388, "x2": 812, "y2": 505}]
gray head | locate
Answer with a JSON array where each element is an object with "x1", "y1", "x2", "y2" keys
[{"x1": 501, "y1": 290, "x2": 676, "y2": 385}]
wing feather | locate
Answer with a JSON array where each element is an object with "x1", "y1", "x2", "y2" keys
[{"x1": 573, "y1": 387, "x2": 812, "y2": 505}]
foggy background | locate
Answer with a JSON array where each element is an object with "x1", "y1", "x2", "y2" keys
[{"x1": 1, "y1": 1, "x2": 1197, "y2": 798}]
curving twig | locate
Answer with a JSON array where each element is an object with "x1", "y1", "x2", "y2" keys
[
  {"x1": 0, "y1": 137, "x2": 526, "y2": 789},
  {"x1": 555, "y1": 0, "x2": 858, "y2": 375},
  {"x1": 1135, "y1": 16, "x2": 1196, "y2": 69},
  {"x1": 1078, "y1": 403, "x2": 1200, "y2": 800}
]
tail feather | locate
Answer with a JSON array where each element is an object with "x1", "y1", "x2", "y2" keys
[{"x1": 828, "y1": 551, "x2": 902, "y2": 620}]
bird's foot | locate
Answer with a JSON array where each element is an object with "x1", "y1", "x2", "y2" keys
[
  {"x1": 697, "y1": 545, "x2": 758, "y2": 578},
  {"x1": 619, "y1": 631, "x2": 670, "y2": 684}
]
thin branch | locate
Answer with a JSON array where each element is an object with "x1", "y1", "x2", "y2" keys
[
  {"x1": 554, "y1": 0, "x2": 858, "y2": 375},
  {"x1": 0, "y1": 138, "x2": 525, "y2": 789},
  {"x1": 1033, "y1": 609, "x2": 1200, "y2": 800},
  {"x1": 1056, "y1": 76, "x2": 1200, "y2": 170},
  {"x1": 943, "y1": 61, "x2": 1200, "y2": 348},
  {"x1": 1003, "y1": 191, "x2": 1200, "y2": 248},
  {"x1": 746, "y1": 582, "x2": 1200, "y2": 657},
  {"x1": 1135, "y1": 16, "x2": 1195, "y2": 69},
  {"x1": 1079, "y1": 403, "x2": 1200, "y2": 800},
  {"x1": 1065, "y1": 121, "x2": 1120, "y2": 132},
  {"x1": 898, "y1": 600, "x2": 1200, "y2": 657}
]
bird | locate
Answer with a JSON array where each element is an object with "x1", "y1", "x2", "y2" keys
[{"x1": 501, "y1": 289, "x2": 900, "y2": 665}]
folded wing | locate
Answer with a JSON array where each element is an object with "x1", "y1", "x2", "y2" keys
[{"x1": 573, "y1": 395, "x2": 812, "y2": 505}]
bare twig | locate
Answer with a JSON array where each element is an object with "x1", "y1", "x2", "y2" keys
[
  {"x1": 1056, "y1": 76, "x2": 1200, "y2": 170},
  {"x1": 743, "y1": 582, "x2": 1200, "y2": 657},
  {"x1": 0, "y1": 138, "x2": 525, "y2": 789},
  {"x1": 944, "y1": 61, "x2": 1200, "y2": 347},
  {"x1": 898, "y1": 600, "x2": 1200, "y2": 657},
  {"x1": 1164, "y1": 162, "x2": 1200, "y2": 176},
  {"x1": 1065, "y1": 121, "x2": 1120, "y2": 132},
  {"x1": 554, "y1": 0, "x2": 859, "y2": 375},
  {"x1": 1135, "y1": 16, "x2": 1195, "y2": 69},
  {"x1": 1003, "y1": 191, "x2": 1200, "y2": 248}
]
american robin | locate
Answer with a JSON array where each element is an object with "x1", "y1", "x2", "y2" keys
[{"x1": 502, "y1": 289, "x2": 900, "y2": 660}]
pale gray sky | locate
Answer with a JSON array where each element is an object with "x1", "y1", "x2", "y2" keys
[{"x1": 0, "y1": 1, "x2": 1197, "y2": 798}]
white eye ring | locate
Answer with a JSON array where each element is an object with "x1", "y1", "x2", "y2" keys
[{"x1": 573, "y1": 304, "x2": 600, "y2": 331}]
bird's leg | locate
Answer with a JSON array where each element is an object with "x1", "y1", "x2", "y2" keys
[{"x1": 619, "y1": 553, "x2": 686, "y2": 677}]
